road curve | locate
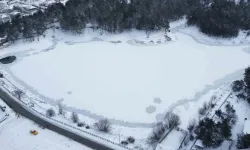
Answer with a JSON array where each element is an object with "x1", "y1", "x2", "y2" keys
[{"x1": 0, "y1": 88, "x2": 114, "y2": 150}]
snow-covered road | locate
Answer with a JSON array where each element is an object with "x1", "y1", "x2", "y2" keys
[{"x1": 0, "y1": 99, "x2": 93, "y2": 150}]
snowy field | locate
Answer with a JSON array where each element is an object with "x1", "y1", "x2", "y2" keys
[
  {"x1": 0, "y1": 99, "x2": 92, "y2": 150},
  {"x1": 1, "y1": 20, "x2": 250, "y2": 124}
]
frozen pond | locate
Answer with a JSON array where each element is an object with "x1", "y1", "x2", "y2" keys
[{"x1": 2, "y1": 31, "x2": 250, "y2": 123}]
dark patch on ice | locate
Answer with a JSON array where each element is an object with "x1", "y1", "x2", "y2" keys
[
  {"x1": 146, "y1": 105, "x2": 156, "y2": 114},
  {"x1": 0, "y1": 56, "x2": 16, "y2": 64},
  {"x1": 153, "y1": 98, "x2": 162, "y2": 104},
  {"x1": 92, "y1": 37, "x2": 103, "y2": 41},
  {"x1": 110, "y1": 41, "x2": 122, "y2": 44}
]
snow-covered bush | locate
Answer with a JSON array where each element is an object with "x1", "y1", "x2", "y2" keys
[
  {"x1": 225, "y1": 103, "x2": 237, "y2": 126},
  {"x1": 232, "y1": 80, "x2": 244, "y2": 92},
  {"x1": 208, "y1": 99, "x2": 216, "y2": 108},
  {"x1": 147, "y1": 122, "x2": 165, "y2": 144},
  {"x1": 71, "y1": 112, "x2": 79, "y2": 123},
  {"x1": 198, "y1": 102, "x2": 210, "y2": 116},
  {"x1": 215, "y1": 109, "x2": 223, "y2": 118},
  {"x1": 58, "y1": 101, "x2": 65, "y2": 116},
  {"x1": 195, "y1": 118, "x2": 224, "y2": 148},
  {"x1": 77, "y1": 122, "x2": 85, "y2": 127},
  {"x1": 189, "y1": 134, "x2": 194, "y2": 141},
  {"x1": 236, "y1": 92, "x2": 246, "y2": 100},
  {"x1": 244, "y1": 67, "x2": 250, "y2": 90},
  {"x1": 94, "y1": 118, "x2": 111, "y2": 133},
  {"x1": 127, "y1": 136, "x2": 135, "y2": 143},
  {"x1": 85, "y1": 125, "x2": 90, "y2": 129},
  {"x1": 13, "y1": 89, "x2": 25, "y2": 100},
  {"x1": 218, "y1": 118, "x2": 232, "y2": 140},
  {"x1": 164, "y1": 112, "x2": 180, "y2": 129},
  {"x1": 198, "y1": 107, "x2": 206, "y2": 116},
  {"x1": 46, "y1": 108, "x2": 55, "y2": 117},
  {"x1": 121, "y1": 141, "x2": 128, "y2": 145},
  {"x1": 187, "y1": 119, "x2": 196, "y2": 133}
]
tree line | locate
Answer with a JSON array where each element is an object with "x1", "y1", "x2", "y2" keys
[
  {"x1": 0, "y1": 0, "x2": 249, "y2": 44},
  {"x1": 230, "y1": 67, "x2": 250, "y2": 149},
  {"x1": 187, "y1": 0, "x2": 250, "y2": 37},
  {"x1": 0, "y1": 0, "x2": 187, "y2": 43}
]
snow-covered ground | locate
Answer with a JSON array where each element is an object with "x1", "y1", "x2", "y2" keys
[
  {"x1": 0, "y1": 99, "x2": 93, "y2": 150},
  {"x1": 0, "y1": 19, "x2": 250, "y2": 150}
]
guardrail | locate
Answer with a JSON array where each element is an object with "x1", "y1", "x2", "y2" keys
[
  {"x1": 158, "y1": 126, "x2": 174, "y2": 143},
  {"x1": 0, "y1": 78, "x2": 133, "y2": 150},
  {"x1": 0, "y1": 113, "x2": 9, "y2": 123},
  {"x1": 177, "y1": 132, "x2": 188, "y2": 150}
]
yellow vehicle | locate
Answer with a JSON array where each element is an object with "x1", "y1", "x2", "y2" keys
[{"x1": 30, "y1": 130, "x2": 38, "y2": 135}]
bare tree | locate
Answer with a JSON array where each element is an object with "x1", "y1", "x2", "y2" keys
[
  {"x1": 164, "y1": 112, "x2": 180, "y2": 129},
  {"x1": 71, "y1": 112, "x2": 79, "y2": 123},
  {"x1": 46, "y1": 108, "x2": 55, "y2": 117},
  {"x1": 147, "y1": 122, "x2": 165, "y2": 145},
  {"x1": 13, "y1": 89, "x2": 24, "y2": 100},
  {"x1": 94, "y1": 118, "x2": 111, "y2": 133}
]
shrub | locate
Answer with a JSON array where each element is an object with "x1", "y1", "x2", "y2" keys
[
  {"x1": 127, "y1": 136, "x2": 135, "y2": 143},
  {"x1": 121, "y1": 141, "x2": 129, "y2": 145},
  {"x1": 77, "y1": 122, "x2": 85, "y2": 127},
  {"x1": 94, "y1": 118, "x2": 111, "y2": 133},
  {"x1": 46, "y1": 108, "x2": 55, "y2": 117},
  {"x1": 85, "y1": 125, "x2": 90, "y2": 129}
]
